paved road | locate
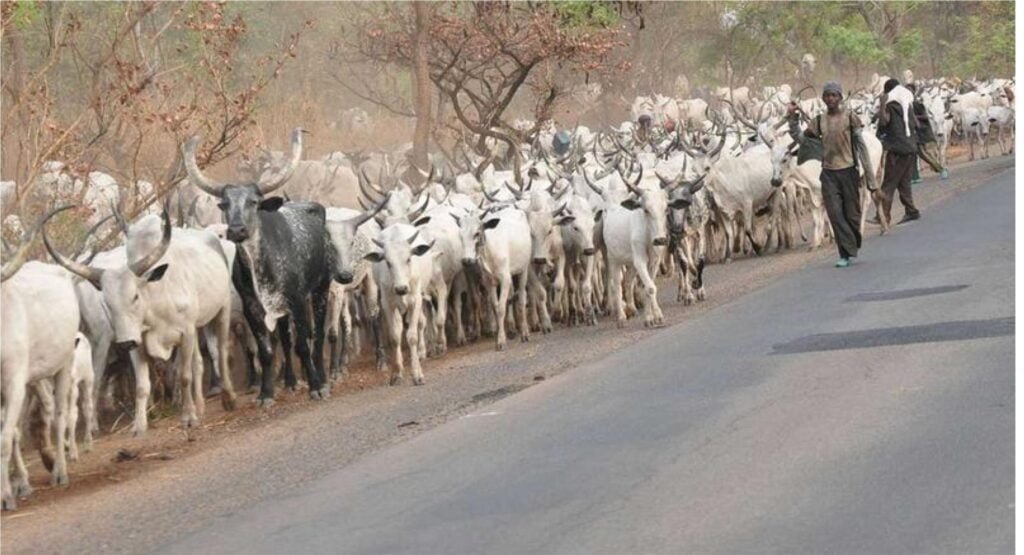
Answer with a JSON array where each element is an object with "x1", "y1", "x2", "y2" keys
[{"x1": 164, "y1": 169, "x2": 1014, "y2": 553}]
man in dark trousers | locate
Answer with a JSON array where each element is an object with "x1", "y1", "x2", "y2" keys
[
  {"x1": 877, "y1": 78, "x2": 921, "y2": 225},
  {"x1": 788, "y1": 81, "x2": 878, "y2": 268}
]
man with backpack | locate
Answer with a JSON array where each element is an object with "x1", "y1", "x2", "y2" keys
[{"x1": 788, "y1": 80, "x2": 878, "y2": 268}]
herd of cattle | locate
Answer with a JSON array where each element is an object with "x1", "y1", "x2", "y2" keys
[{"x1": 0, "y1": 73, "x2": 1014, "y2": 510}]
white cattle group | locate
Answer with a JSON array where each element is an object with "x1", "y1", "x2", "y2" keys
[{"x1": 0, "y1": 72, "x2": 1013, "y2": 510}]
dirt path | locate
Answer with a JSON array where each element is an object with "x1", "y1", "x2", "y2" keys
[{"x1": 0, "y1": 152, "x2": 1012, "y2": 553}]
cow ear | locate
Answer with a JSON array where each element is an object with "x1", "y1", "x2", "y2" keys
[
  {"x1": 260, "y1": 197, "x2": 285, "y2": 212},
  {"x1": 363, "y1": 252, "x2": 384, "y2": 263},
  {"x1": 413, "y1": 216, "x2": 431, "y2": 227},
  {"x1": 669, "y1": 198, "x2": 691, "y2": 209},
  {"x1": 620, "y1": 198, "x2": 642, "y2": 210},
  {"x1": 412, "y1": 240, "x2": 435, "y2": 256},
  {"x1": 555, "y1": 215, "x2": 576, "y2": 226},
  {"x1": 147, "y1": 263, "x2": 170, "y2": 283},
  {"x1": 482, "y1": 218, "x2": 501, "y2": 230},
  {"x1": 595, "y1": 210, "x2": 603, "y2": 222}
]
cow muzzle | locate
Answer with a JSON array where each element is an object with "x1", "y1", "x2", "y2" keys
[
  {"x1": 652, "y1": 237, "x2": 668, "y2": 247},
  {"x1": 583, "y1": 248, "x2": 596, "y2": 256},
  {"x1": 770, "y1": 178, "x2": 783, "y2": 187},
  {"x1": 114, "y1": 340, "x2": 138, "y2": 352},
  {"x1": 394, "y1": 285, "x2": 409, "y2": 296},
  {"x1": 335, "y1": 271, "x2": 354, "y2": 285},
  {"x1": 533, "y1": 257, "x2": 549, "y2": 266},
  {"x1": 462, "y1": 258, "x2": 478, "y2": 268},
  {"x1": 226, "y1": 225, "x2": 249, "y2": 242}
]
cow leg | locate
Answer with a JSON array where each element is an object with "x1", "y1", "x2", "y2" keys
[
  {"x1": 408, "y1": 296, "x2": 426, "y2": 386},
  {"x1": 10, "y1": 428, "x2": 32, "y2": 500},
  {"x1": 607, "y1": 260, "x2": 627, "y2": 328},
  {"x1": 178, "y1": 332, "x2": 199, "y2": 428},
  {"x1": 1, "y1": 373, "x2": 27, "y2": 510},
  {"x1": 636, "y1": 252, "x2": 663, "y2": 327},
  {"x1": 234, "y1": 322, "x2": 260, "y2": 394},
  {"x1": 79, "y1": 373, "x2": 96, "y2": 453},
  {"x1": 67, "y1": 374, "x2": 81, "y2": 461},
  {"x1": 48, "y1": 367, "x2": 71, "y2": 487},
  {"x1": 623, "y1": 267, "x2": 638, "y2": 319},
  {"x1": 90, "y1": 334, "x2": 113, "y2": 412},
  {"x1": 128, "y1": 348, "x2": 152, "y2": 435},
  {"x1": 277, "y1": 317, "x2": 297, "y2": 391},
  {"x1": 204, "y1": 318, "x2": 236, "y2": 411},
  {"x1": 190, "y1": 336, "x2": 206, "y2": 421},
  {"x1": 451, "y1": 274, "x2": 467, "y2": 347},
  {"x1": 327, "y1": 286, "x2": 343, "y2": 380},
  {"x1": 386, "y1": 307, "x2": 404, "y2": 385},
  {"x1": 289, "y1": 297, "x2": 325, "y2": 400},
  {"x1": 199, "y1": 331, "x2": 221, "y2": 397},
  {"x1": 492, "y1": 273, "x2": 510, "y2": 351},
  {"x1": 363, "y1": 277, "x2": 387, "y2": 373},
  {"x1": 529, "y1": 267, "x2": 553, "y2": 335},
  {"x1": 311, "y1": 287, "x2": 330, "y2": 399},
  {"x1": 431, "y1": 278, "x2": 450, "y2": 356}
]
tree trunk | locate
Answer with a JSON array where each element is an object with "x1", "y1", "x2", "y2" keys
[{"x1": 408, "y1": 2, "x2": 432, "y2": 184}]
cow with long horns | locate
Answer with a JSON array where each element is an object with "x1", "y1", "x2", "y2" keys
[
  {"x1": 184, "y1": 128, "x2": 336, "y2": 406},
  {"x1": 43, "y1": 206, "x2": 238, "y2": 433}
]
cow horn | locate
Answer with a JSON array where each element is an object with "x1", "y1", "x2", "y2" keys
[
  {"x1": 127, "y1": 207, "x2": 172, "y2": 277},
  {"x1": 256, "y1": 128, "x2": 303, "y2": 194},
  {"x1": 583, "y1": 168, "x2": 604, "y2": 197},
  {"x1": 406, "y1": 229, "x2": 420, "y2": 244},
  {"x1": 706, "y1": 122, "x2": 728, "y2": 159},
  {"x1": 359, "y1": 167, "x2": 386, "y2": 203},
  {"x1": 684, "y1": 173, "x2": 707, "y2": 193},
  {"x1": 182, "y1": 136, "x2": 225, "y2": 196},
  {"x1": 1, "y1": 207, "x2": 58, "y2": 282},
  {"x1": 40, "y1": 205, "x2": 105, "y2": 288},
  {"x1": 407, "y1": 195, "x2": 430, "y2": 222},
  {"x1": 504, "y1": 181, "x2": 522, "y2": 200},
  {"x1": 723, "y1": 99, "x2": 757, "y2": 130},
  {"x1": 352, "y1": 193, "x2": 390, "y2": 228},
  {"x1": 73, "y1": 212, "x2": 115, "y2": 260},
  {"x1": 482, "y1": 185, "x2": 500, "y2": 203}
]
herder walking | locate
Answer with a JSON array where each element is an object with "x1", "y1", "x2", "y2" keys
[{"x1": 788, "y1": 81, "x2": 878, "y2": 268}]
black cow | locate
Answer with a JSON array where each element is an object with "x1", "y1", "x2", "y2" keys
[{"x1": 184, "y1": 128, "x2": 335, "y2": 406}]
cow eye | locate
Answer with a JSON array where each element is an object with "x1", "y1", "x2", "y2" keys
[{"x1": 217, "y1": 202, "x2": 228, "y2": 211}]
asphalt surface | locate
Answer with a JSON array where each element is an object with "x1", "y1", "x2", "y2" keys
[{"x1": 162, "y1": 169, "x2": 1014, "y2": 554}]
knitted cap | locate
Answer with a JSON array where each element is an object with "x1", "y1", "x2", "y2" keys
[{"x1": 822, "y1": 81, "x2": 843, "y2": 97}]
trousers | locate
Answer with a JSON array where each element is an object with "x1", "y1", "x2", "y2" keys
[
  {"x1": 882, "y1": 151, "x2": 920, "y2": 221},
  {"x1": 820, "y1": 166, "x2": 862, "y2": 259}
]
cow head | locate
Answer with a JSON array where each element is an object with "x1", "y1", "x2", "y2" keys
[
  {"x1": 44, "y1": 208, "x2": 172, "y2": 348},
  {"x1": 184, "y1": 128, "x2": 303, "y2": 243},
  {"x1": 769, "y1": 140, "x2": 801, "y2": 187},
  {"x1": 363, "y1": 224, "x2": 434, "y2": 296},
  {"x1": 327, "y1": 196, "x2": 389, "y2": 284},
  {"x1": 457, "y1": 208, "x2": 501, "y2": 267}
]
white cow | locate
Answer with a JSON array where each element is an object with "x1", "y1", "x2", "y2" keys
[
  {"x1": 599, "y1": 165, "x2": 690, "y2": 327},
  {"x1": 960, "y1": 107, "x2": 990, "y2": 161},
  {"x1": 44, "y1": 211, "x2": 236, "y2": 434},
  {"x1": 2, "y1": 257, "x2": 79, "y2": 510},
  {"x1": 458, "y1": 205, "x2": 535, "y2": 351},
  {"x1": 364, "y1": 223, "x2": 436, "y2": 385},
  {"x1": 986, "y1": 106, "x2": 1015, "y2": 155}
]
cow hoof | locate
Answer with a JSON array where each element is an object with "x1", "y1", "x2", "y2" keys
[
  {"x1": 69, "y1": 451, "x2": 79, "y2": 462},
  {"x1": 257, "y1": 397, "x2": 275, "y2": 409},
  {"x1": 221, "y1": 393, "x2": 237, "y2": 411},
  {"x1": 390, "y1": 376, "x2": 402, "y2": 386},
  {"x1": 309, "y1": 390, "x2": 324, "y2": 401},
  {"x1": 616, "y1": 320, "x2": 626, "y2": 329},
  {"x1": 247, "y1": 384, "x2": 260, "y2": 395},
  {"x1": 542, "y1": 325, "x2": 553, "y2": 334},
  {"x1": 3, "y1": 496, "x2": 17, "y2": 511},
  {"x1": 285, "y1": 384, "x2": 298, "y2": 392},
  {"x1": 182, "y1": 415, "x2": 200, "y2": 429},
  {"x1": 496, "y1": 342, "x2": 506, "y2": 352},
  {"x1": 207, "y1": 385, "x2": 223, "y2": 398},
  {"x1": 51, "y1": 472, "x2": 69, "y2": 487},
  {"x1": 12, "y1": 480, "x2": 32, "y2": 498},
  {"x1": 413, "y1": 376, "x2": 425, "y2": 386},
  {"x1": 132, "y1": 427, "x2": 147, "y2": 438}
]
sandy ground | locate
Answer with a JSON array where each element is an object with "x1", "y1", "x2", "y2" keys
[{"x1": 0, "y1": 148, "x2": 1013, "y2": 553}]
